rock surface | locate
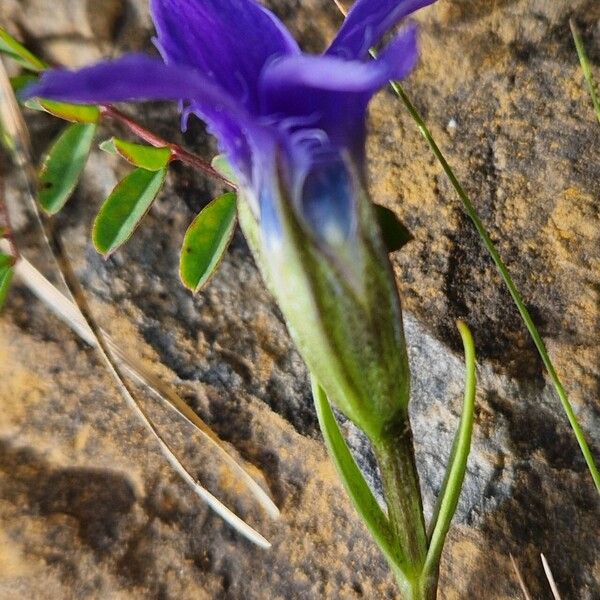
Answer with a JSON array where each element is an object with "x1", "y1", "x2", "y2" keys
[{"x1": 1, "y1": 0, "x2": 599, "y2": 598}]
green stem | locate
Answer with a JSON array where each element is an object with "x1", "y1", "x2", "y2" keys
[
  {"x1": 570, "y1": 19, "x2": 600, "y2": 125},
  {"x1": 389, "y1": 80, "x2": 600, "y2": 494},
  {"x1": 373, "y1": 419, "x2": 433, "y2": 599}
]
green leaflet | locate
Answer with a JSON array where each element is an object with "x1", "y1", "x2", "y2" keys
[
  {"x1": 0, "y1": 254, "x2": 14, "y2": 310},
  {"x1": 33, "y1": 99, "x2": 100, "y2": 124},
  {"x1": 100, "y1": 137, "x2": 172, "y2": 171},
  {"x1": 210, "y1": 154, "x2": 237, "y2": 184},
  {"x1": 38, "y1": 123, "x2": 97, "y2": 214},
  {"x1": 179, "y1": 192, "x2": 238, "y2": 292},
  {"x1": 93, "y1": 167, "x2": 167, "y2": 256},
  {"x1": 0, "y1": 28, "x2": 47, "y2": 72}
]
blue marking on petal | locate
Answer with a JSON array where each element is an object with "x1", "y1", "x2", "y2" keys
[
  {"x1": 299, "y1": 159, "x2": 354, "y2": 247},
  {"x1": 259, "y1": 187, "x2": 284, "y2": 254}
]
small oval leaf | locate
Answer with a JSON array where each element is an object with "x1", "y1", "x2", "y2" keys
[
  {"x1": 211, "y1": 154, "x2": 237, "y2": 184},
  {"x1": 0, "y1": 253, "x2": 13, "y2": 269},
  {"x1": 38, "y1": 123, "x2": 97, "y2": 214},
  {"x1": 374, "y1": 203, "x2": 413, "y2": 253},
  {"x1": 99, "y1": 137, "x2": 171, "y2": 171},
  {"x1": 0, "y1": 262, "x2": 14, "y2": 310},
  {"x1": 38, "y1": 99, "x2": 100, "y2": 124},
  {"x1": 25, "y1": 97, "x2": 100, "y2": 123},
  {"x1": 0, "y1": 28, "x2": 47, "y2": 72},
  {"x1": 93, "y1": 167, "x2": 167, "y2": 256},
  {"x1": 180, "y1": 192, "x2": 238, "y2": 292}
]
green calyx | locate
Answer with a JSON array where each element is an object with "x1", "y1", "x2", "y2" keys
[{"x1": 237, "y1": 167, "x2": 410, "y2": 442}]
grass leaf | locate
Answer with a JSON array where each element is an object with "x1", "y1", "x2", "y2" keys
[
  {"x1": 423, "y1": 320, "x2": 477, "y2": 580},
  {"x1": 0, "y1": 28, "x2": 47, "y2": 72},
  {"x1": 310, "y1": 378, "x2": 411, "y2": 588},
  {"x1": 570, "y1": 19, "x2": 600, "y2": 125}
]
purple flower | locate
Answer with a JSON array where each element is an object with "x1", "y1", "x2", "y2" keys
[{"x1": 23, "y1": 0, "x2": 434, "y2": 244}]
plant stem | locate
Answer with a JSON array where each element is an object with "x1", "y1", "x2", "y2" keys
[
  {"x1": 373, "y1": 418, "x2": 434, "y2": 599},
  {"x1": 98, "y1": 105, "x2": 235, "y2": 186}
]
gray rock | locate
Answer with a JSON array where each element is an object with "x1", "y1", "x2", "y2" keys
[{"x1": 1, "y1": 0, "x2": 599, "y2": 598}]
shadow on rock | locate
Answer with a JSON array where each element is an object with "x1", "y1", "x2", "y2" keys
[
  {"x1": 462, "y1": 385, "x2": 599, "y2": 598},
  {"x1": 0, "y1": 440, "x2": 137, "y2": 556}
]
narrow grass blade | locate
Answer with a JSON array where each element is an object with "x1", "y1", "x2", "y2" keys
[
  {"x1": 3, "y1": 243, "x2": 279, "y2": 520},
  {"x1": 311, "y1": 377, "x2": 411, "y2": 590},
  {"x1": 540, "y1": 553, "x2": 562, "y2": 600},
  {"x1": 180, "y1": 192, "x2": 238, "y2": 293},
  {"x1": 2, "y1": 218, "x2": 273, "y2": 550},
  {"x1": 38, "y1": 122, "x2": 97, "y2": 214},
  {"x1": 93, "y1": 167, "x2": 167, "y2": 256},
  {"x1": 570, "y1": 19, "x2": 600, "y2": 125},
  {"x1": 390, "y1": 81, "x2": 600, "y2": 493},
  {"x1": 423, "y1": 320, "x2": 476, "y2": 580},
  {"x1": 509, "y1": 554, "x2": 533, "y2": 600},
  {"x1": 0, "y1": 28, "x2": 47, "y2": 72},
  {"x1": 331, "y1": 0, "x2": 600, "y2": 495}
]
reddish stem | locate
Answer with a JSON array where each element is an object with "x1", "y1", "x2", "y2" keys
[{"x1": 99, "y1": 105, "x2": 236, "y2": 188}]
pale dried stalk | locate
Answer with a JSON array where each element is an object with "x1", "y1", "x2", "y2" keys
[
  {"x1": 6, "y1": 246, "x2": 278, "y2": 520},
  {"x1": 509, "y1": 554, "x2": 533, "y2": 600},
  {"x1": 540, "y1": 553, "x2": 562, "y2": 600},
  {"x1": 0, "y1": 58, "x2": 275, "y2": 546}
]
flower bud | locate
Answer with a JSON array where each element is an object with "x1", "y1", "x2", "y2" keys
[{"x1": 238, "y1": 158, "x2": 410, "y2": 443}]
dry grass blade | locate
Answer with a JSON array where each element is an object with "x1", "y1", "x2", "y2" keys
[
  {"x1": 509, "y1": 553, "x2": 533, "y2": 600},
  {"x1": 0, "y1": 58, "x2": 272, "y2": 547},
  {"x1": 540, "y1": 553, "x2": 562, "y2": 600}
]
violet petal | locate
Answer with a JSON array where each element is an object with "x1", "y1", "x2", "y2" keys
[
  {"x1": 327, "y1": 0, "x2": 434, "y2": 59},
  {"x1": 150, "y1": 0, "x2": 299, "y2": 113}
]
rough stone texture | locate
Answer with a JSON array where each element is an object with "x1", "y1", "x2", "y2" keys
[{"x1": 1, "y1": 0, "x2": 599, "y2": 598}]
